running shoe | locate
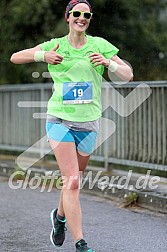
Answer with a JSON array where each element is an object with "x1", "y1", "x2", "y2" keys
[
  {"x1": 75, "y1": 239, "x2": 95, "y2": 252},
  {"x1": 50, "y1": 208, "x2": 67, "y2": 247}
]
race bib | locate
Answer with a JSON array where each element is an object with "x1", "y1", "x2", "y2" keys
[{"x1": 63, "y1": 82, "x2": 93, "y2": 104}]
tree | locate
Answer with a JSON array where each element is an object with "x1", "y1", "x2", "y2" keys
[
  {"x1": 0, "y1": 0, "x2": 167, "y2": 84},
  {"x1": 89, "y1": 0, "x2": 167, "y2": 80}
]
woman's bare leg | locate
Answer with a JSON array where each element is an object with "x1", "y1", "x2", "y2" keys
[
  {"x1": 57, "y1": 151, "x2": 90, "y2": 217},
  {"x1": 49, "y1": 140, "x2": 85, "y2": 241}
]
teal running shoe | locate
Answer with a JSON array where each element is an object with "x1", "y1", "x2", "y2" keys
[
  {"x1": 50, "y1": 208, "x2": 67, "y2": 247},
  {"x1": 76, "y1": 239, "x2": 95, "y2": 252}
]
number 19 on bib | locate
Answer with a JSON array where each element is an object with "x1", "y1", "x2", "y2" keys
[{"x1": 63, "y1": 82, "x2": 93, "y2": 104}]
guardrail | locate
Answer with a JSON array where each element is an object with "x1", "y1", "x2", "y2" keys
[{"x1": 0, "y1": 81, "x2": 167, "y2": 171}]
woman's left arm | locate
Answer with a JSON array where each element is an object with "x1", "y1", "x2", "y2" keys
[
  {"x1": 110, "y1": 55, "x2": 133, "y2": 81},
  {"x1": 89, "y1": 53, "x2": 133, "y2": 82}
]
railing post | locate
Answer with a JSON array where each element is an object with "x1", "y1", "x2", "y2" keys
[{"x1": 40, "y1": 87, "x2": 45, "y2": 160}]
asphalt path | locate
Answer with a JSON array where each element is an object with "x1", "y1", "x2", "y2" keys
[{"x1": 0, "y1": 178, "x2": 167, "y2": 252}]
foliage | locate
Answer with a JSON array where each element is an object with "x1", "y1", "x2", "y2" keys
[
  {"x1": 120, "y1": 192, "x2": 139, "y2": 208},
  {"x1": 0, "y1": 0, "x2": 167, "y2": 84}
]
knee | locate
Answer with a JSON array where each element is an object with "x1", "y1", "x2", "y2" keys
[{"x1": 64, "y1": 176, "x2": 80, "y2": 190}]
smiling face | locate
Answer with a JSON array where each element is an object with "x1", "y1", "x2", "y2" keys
[{"x1": 67, "y1": 3, "x2": 92, "y2": 34}]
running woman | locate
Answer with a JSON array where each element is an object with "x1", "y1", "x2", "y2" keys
[{"x1": 10, "y1": 0, "x2": 133, "y2": 251}]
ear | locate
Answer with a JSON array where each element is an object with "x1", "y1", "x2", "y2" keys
[{"x1": 66, "y1": 17, "x2": 69, "y2": 23}]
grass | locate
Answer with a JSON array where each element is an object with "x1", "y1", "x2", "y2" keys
[{"x1": 120, "y1": 192, "x2": 139, "y2": 208}]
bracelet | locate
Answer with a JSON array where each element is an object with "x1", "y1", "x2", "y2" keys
[
  {"x1": 34, "y1": 51, "x2": 46, "y2": 62},
  {"x1": 107, "y1": 59, "x2": 118, "y2": 72}
]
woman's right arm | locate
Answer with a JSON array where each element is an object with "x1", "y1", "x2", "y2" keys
[
  {"x1": 10, "y1": 46, "x2": 42, "y2": 64},
  {"x1": 10, "y1": 44, "x2": 63, "y2": 65}
]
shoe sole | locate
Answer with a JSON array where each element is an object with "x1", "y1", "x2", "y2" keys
[
  {"x1": 76, "y1": 249, "x2": 95, "y2": 252},
  {"x1": 50, "y1": 209, "x2": 63, "y2": 247}
]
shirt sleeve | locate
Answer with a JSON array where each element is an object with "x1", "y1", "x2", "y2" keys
[
  {"x1": 38, "y1": 38, "x2": 59, "y2": 51},
  {"x1": 95, "y1": 37, "x2": 119, "y2": 59}
]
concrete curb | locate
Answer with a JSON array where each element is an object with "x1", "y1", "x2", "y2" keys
[{"x1": 82, "y1": 180, "x2": 167, "y2": 214}]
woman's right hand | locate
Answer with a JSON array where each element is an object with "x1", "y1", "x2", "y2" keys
[{"x1": 44, "y1": 44, "x2": 64, "y2": 65}]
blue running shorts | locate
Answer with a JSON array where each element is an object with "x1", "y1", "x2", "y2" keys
[{"x1": 46, "y1": 122, "x2": 98, "y2": 155}]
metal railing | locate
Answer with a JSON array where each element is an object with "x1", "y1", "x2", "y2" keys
[{"x1": 0, "y1": 81, "x2": 167, "y2": 171}]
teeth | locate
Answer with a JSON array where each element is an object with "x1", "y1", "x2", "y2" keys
[{"x1": 76, "y1": 22, "x2": 85, "y2": 26}]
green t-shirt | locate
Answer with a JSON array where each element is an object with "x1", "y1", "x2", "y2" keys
[{"x1": 39, "y1": 35, "x2": 119, "y2": 122}]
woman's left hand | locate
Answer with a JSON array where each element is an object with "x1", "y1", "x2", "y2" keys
[{"x1": 89, "y1": 53, "x2": 109, "y2": 67}]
